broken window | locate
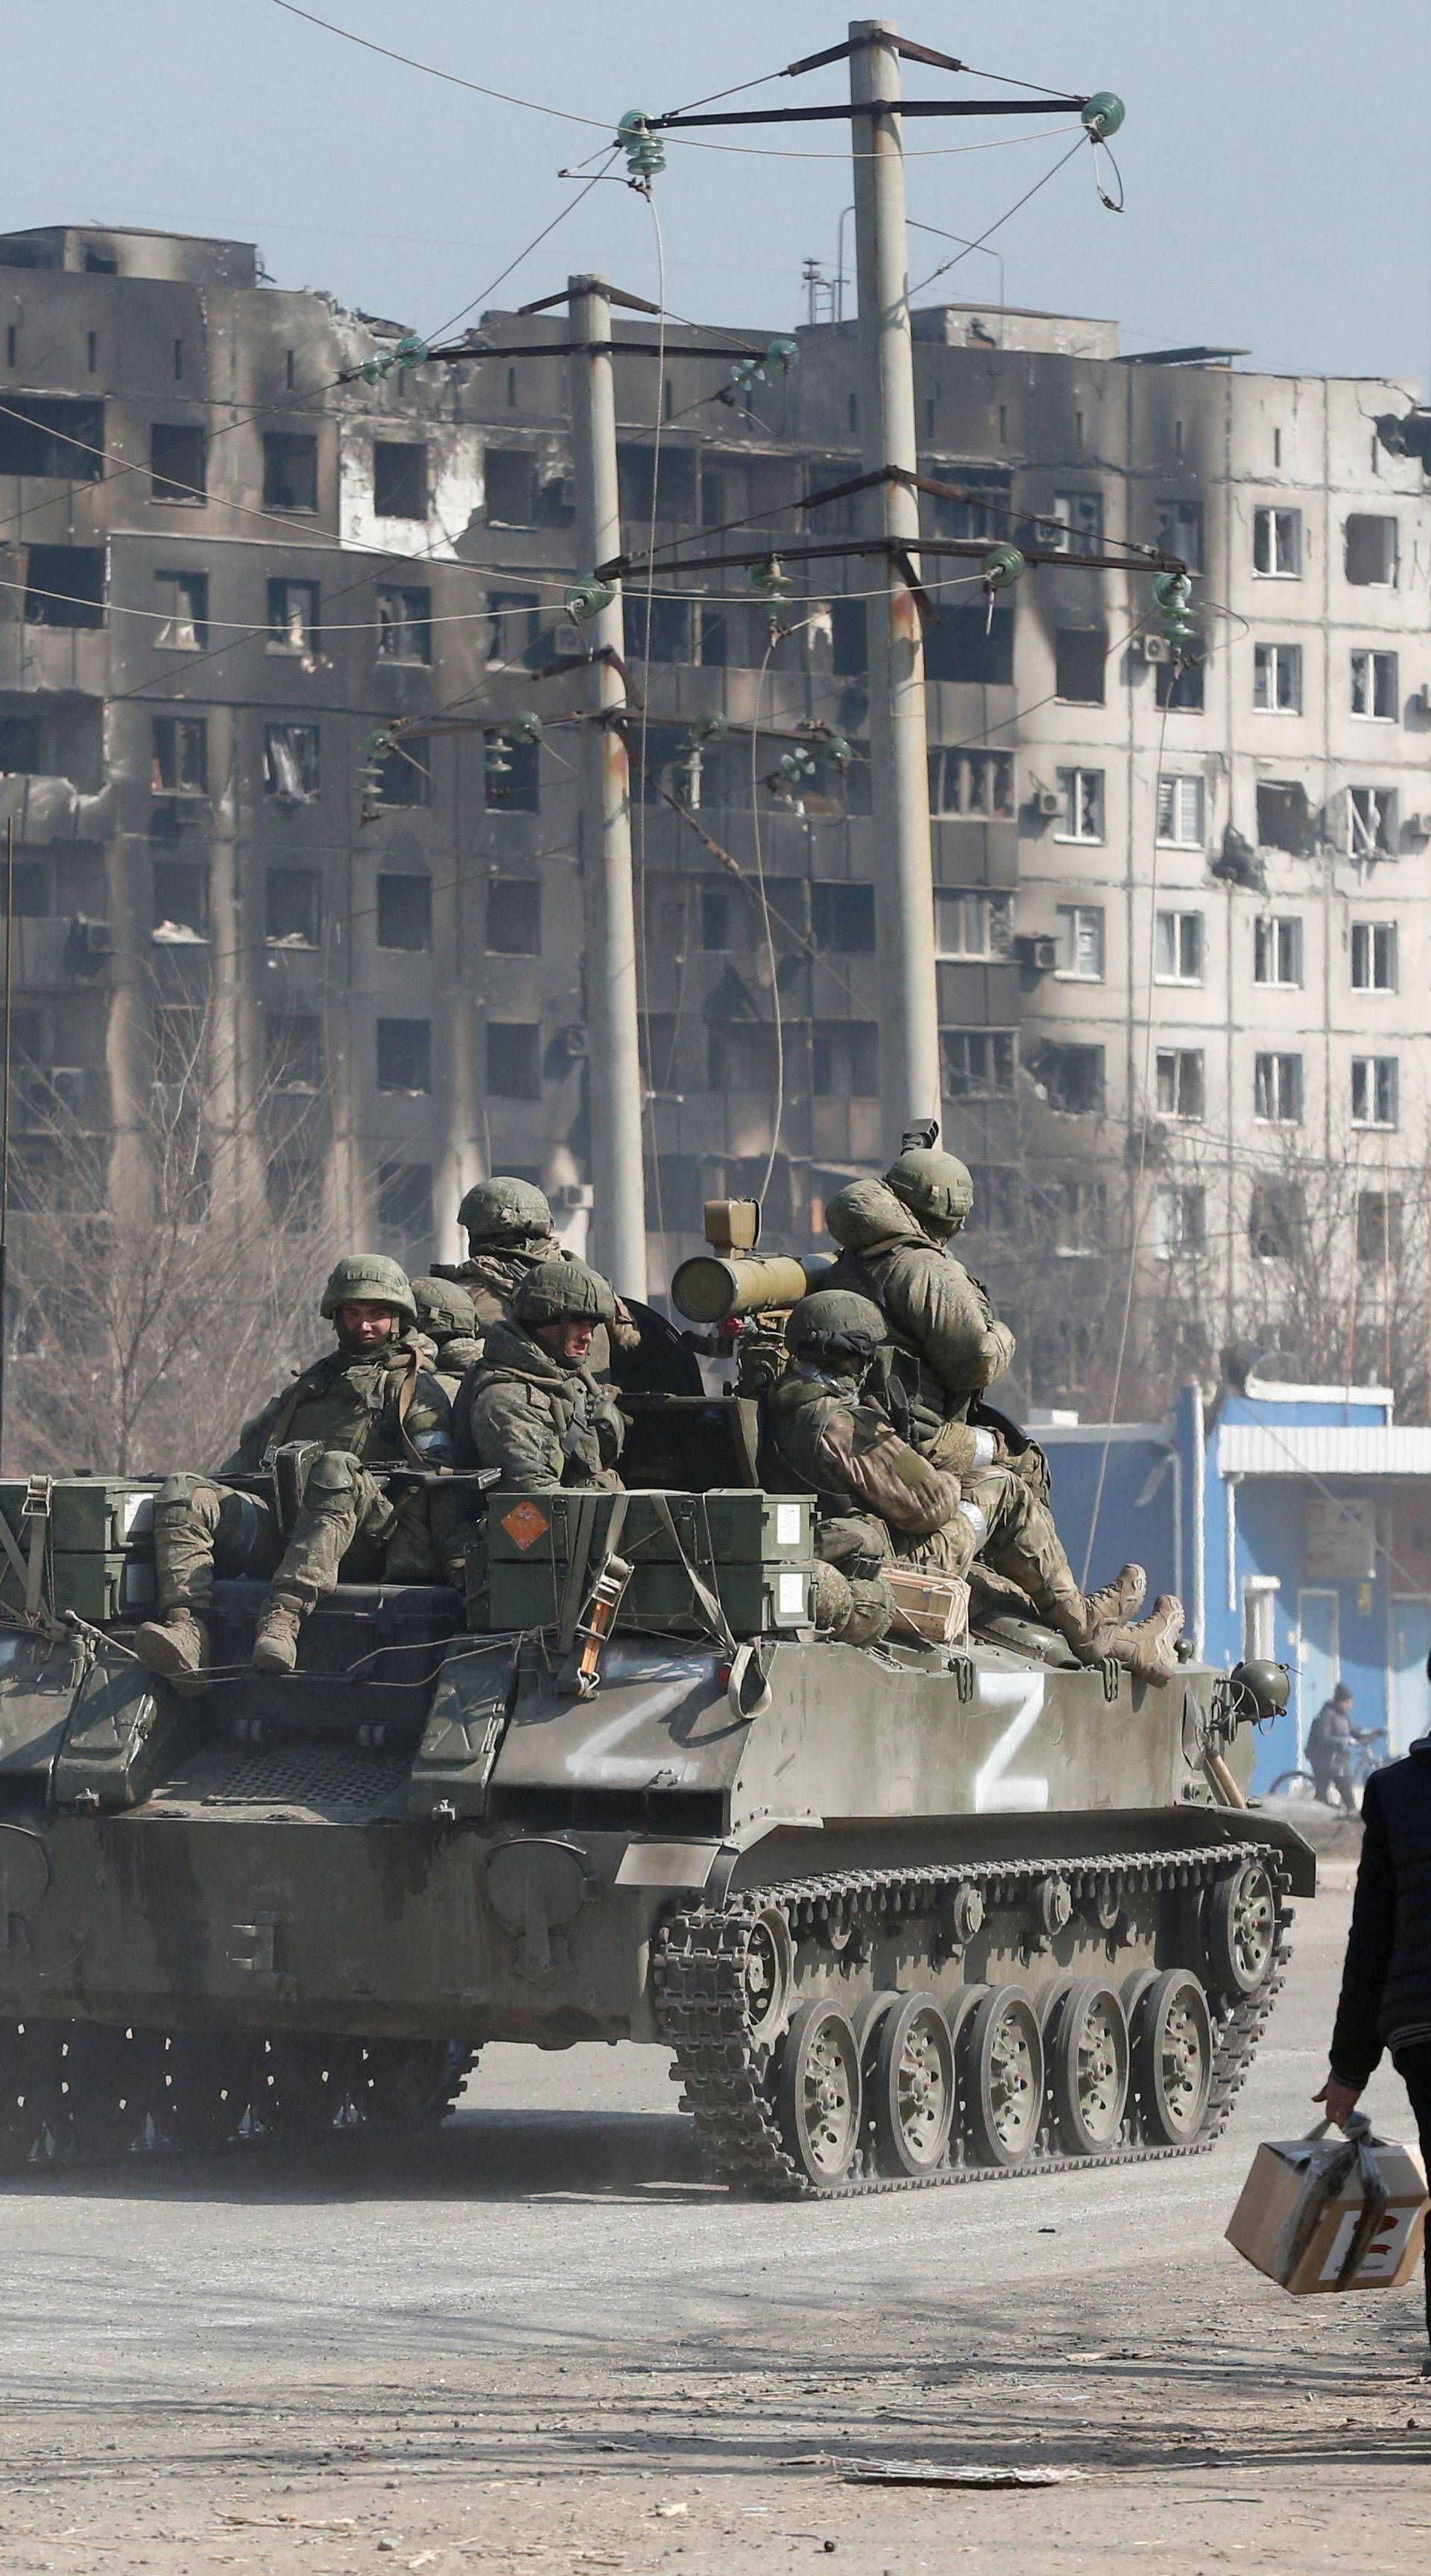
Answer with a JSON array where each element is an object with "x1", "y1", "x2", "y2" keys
[
  {"x1": 617, "y1": 443, "x2": 698, "y2": 523},
  {"x1": 486, "y1": 878, "x2": 541, "y2": 956},
  {"x1": 1054, "y1": 628, "x2": 1107, "y2": 704},
  {"x1": 1254, "y1": 1051, "x2": 1303, "y2": 1123},
  {"x1": 373, "y1": 740, "x2": 429, "y2": 809},
  {"x1": 485, "y1": 1020, "x2": 541, "y2": 1100},
  {"x1": 1351, "y1": 1055, "x2": 1398, "y2": 1129},
  {"x1": 1349, "y1": 786, "x2": 1396, "y2": 857},
  {"x1": 264, "y1": 723, "x2": 320, "y2": 803},
  {"x1": 373, "y1": 441, "x2": 426, "y2": 519},
  {"x1": 1248, "y1": 1182, "x2": 1304, "y2": 1262},
  {"x1": 941, "y1": 1028, "x2": 1016, "y2": 1099},
  {"x1": 927, "y1": 748, "x2": 1014, "y2": 817},
  {"x1": 1345, "y1": 514, "x2": 1397, "y2": 587},
  {"x1": 486, "y1": 590, "x2": 541, "y2": 666},
  {"x1": 482, "y1": 730, "x2": 537, "y2": 813},
  {"x1": 1031, "y1": 1043, "x2": 1104, "y2": 1115},
  {"x1": 1155, "y1": 1049, "x2": 1204, "y2": 1120},
  {"x1": 265, "y1": 866, "x2": 321, "y2": 947},
  {"x1": 376, "y1": 1158, "x2": 432, "y2": 1248},
  {"x1": 154, "y1": 569, "x2": 207, "y2": 650},
  {"x1": 811, "y1": 881, "x2": 875, "y2": 953},
  {"x1": 7, "y1": 858, "x2": 49, "y2": 917},
  {"x1": 262, "y1": 433, "x2": 318, "y2": 512},
  {"x1": 1356, "y1": 1190, "x2": 1402, "y2": 1266},
  {"x1": 267, "y1": 1011, "x2": 324, "y2": 1091},
  {"x1": 1043, "y1": 491, "x2": 1104, "y2": 555},
  {"x1": 645, "y1": 1155, "x2": 706, "y2": 1234},
  {"x1": 1156, "y1": 649, "x2": 1204, "y2": 712},
  {"x1": 1351, "y1": 648, "x2": 1397, "y2": 720},
  {"x1": 1042, "y1": 1177, "x2": 1105, "y2": 1257},
  {"x1": 483, "y1": 448, "x2": 535, "y2": 525},
  {"x1": 625, "y1": 596, "x2": 692, "y2": 663},
  {"x1": 1056, "y1": 767, "x2": 1103, "y2": 842},
  {"x1": 929, "y1": 468, "x2": 1011, "y2": 542},
  {"x1": 267, "y1": 578, "x2": 321, "y2": 657},
  {"x1": 265, "y1": 1146, "x2": 325, "y2": 1232},
  {"x1": 376, "y1": 1017, "x2": 431, "y2": 1094},
  {"x1": 1156, "y1": 773, "x2": 1204, "y2": 847},
  {"x1": 1253, "y1": 506, "x2": 1301, "y2": 576},
  {"x1": 1255, "y1": 780, "x2": 1316, "y2": 854},
  {"x1": 1254, "y1": 642, "x2": 1301, "y2": 712},
  {"x1": 376, "y1": 585, "x2": 431, "y2": 663},
  {"x1": 151, "y1": 716, "x2": 208, "y2": 795},
  {"x1": 0, "y1": 394, "x2": 104, "y2": 480},
  {"x1": 23, "y1": 543, "x2": 104, "y2": 628},
  {"x1": 812, "y1": 1020, "x2": 879, "y2": 1096},
  {"x1": 150, "y1": 421, "x2": 205, "y2": 503},
  {"x1": 1154, "y1": 499, "x2": 1203, "y2": 570},
  {"x1": 1152, "y1": 1185, "x2": 1205, "y2": 1257},
  {"x1": 707, "y1": 1021, "x2": 781, "y2": 1093},
  {"x1": 376, "y1": 874, "x2": 432, "y2": 952},
  {"x1": 1054, "y1": 904, "x2": 1105, "y2": 980},
  {"x1": 1351, "y1": 920, "x2": 1397, "y2": 991},
  {"x1": 1254, "y1": 915, "x2": 1302, "y2": 987},
  {"x1": 933, "y1": 890, "x2": 1011, "y2": 961},
  {"x1": 923, "y1": 602, "x2": 1014, "y2": 686},
  {"x1": 0, "y1": 717, "x2": 42, "y2": 774},
  {"x1": 151, "y1": 860, "x2": 209, "y2": 942}
]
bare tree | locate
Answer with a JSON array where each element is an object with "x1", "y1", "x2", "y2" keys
[{"x1": 2, "y1": 985, "x2": 339, "y2": 1476}]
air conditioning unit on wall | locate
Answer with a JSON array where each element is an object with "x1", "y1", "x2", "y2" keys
[
  {"x1": 1137, "y1": 631, "x2": 1172, "y2": 663},
  {"x1": 1032, "y1": 787, "x2": 1061, "y2": 819}
]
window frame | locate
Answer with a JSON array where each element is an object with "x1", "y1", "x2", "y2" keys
[
  {"x1": 1154, "y1": 1046, "x2": 1205, "y2": 1122},
  {"x1": 1254, "y1": 640, "x2": 1303, "y2": 713},
  {"x1": 1253, "y1": 915, "x2": 1303, "y2": 989},
  {"x1": 1253, "y1": 504, "x2": 1302, "y2": 578},
  {"x1": 1351, "y1": 646, "x2": 1398, "y2": 722},
  {"x1": 1153, "y1": 907, "x2": 1204, "y2": 986},
  {"x1": 1351, "y1": 1054, "x2": 1399, "y2": 1131},
  {"x1": 1156, "y1": 772, "x2": 1205, "y2": 848},
  {"x1": 1351, "y1": 919, "x2": 1397, "y2": 992},
  {"x1": 1053, "y1": 902, "x2": 1105, "y2": 982},
  {"x1": 1253, "y1": 1049, "x2": 1304, "y2": 1124},
  {"x1": 940, "y1": 1027, "x2": 1017, "y2": 1100},
  {"x1": 932, "y1": 888, "x2": 1011, "y2": 962},
  {"x1": 1055, "y1": 765, "x2": 1105, "y2": 844}
]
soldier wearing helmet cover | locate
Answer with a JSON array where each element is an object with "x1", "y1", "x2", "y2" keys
[
  {"x1": 765, "y1": 1289, "x2": 1183, "y2": 1680},
  {"x1": 432, "y1": 1174, "x2": 640, "y2": 1366},
  {"x1": 408, "y1": 1275, "x2": 484, "y2": 1400},
  {"x1": 821, "y1": 1138, "x2": 1025, "y2": 1477},
  {"x1": 132, "y1": 1254, "x2": 458, "y2": 1681}
]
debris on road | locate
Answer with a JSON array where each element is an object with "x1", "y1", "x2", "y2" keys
[{"x1": 843, "y1": 2460, "x2": 1088, "y2": 2489}]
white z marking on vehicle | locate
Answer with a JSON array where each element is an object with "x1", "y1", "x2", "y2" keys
[{"x1": 973, "y1": 1672, "x2": 1049, "y2": 1813}]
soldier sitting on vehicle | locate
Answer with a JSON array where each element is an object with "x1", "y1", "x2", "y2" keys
[
  {"x1": 821, "y1": 1139, "x2": 1045, "y2": 1490},
  {"x1": 763, "y1": 1291, "x2": 1185, "y2": 1681},
  {"x1": 409, "y1": 1275, "x2": 484, "y2": 1401},
  {"x1": 132, "y1": 1255, "x2": 460, "y2": 1682},
  {"x1": 430, "y1": 1175, "x2": 639, "y2": 1367}
]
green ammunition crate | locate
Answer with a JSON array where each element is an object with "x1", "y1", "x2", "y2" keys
[
  {"x1": 489, "y1": 1554, "x2": 820, "y2": 1641},
  {"x1": 487, "y1": 1487, "x2": 812, "y2": 1568},
  {"x1": 0, "y1": 1477, "x2": 160, "y2": 1555},
  {"x1": 0, "y1": 1550, "x2": 157, "y2": 1624}
]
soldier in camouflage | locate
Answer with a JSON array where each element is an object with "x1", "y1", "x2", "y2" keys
[
  {"x1": 132, "y1": 1256, "x2": 458, "y2": 1681},
  {"x1": 765, "y1": 1292, "x2": 1184, "y2": 1681},
  {"x1": 409, "y1": 1275, "x2": 484, "y2": 1401},
  {"x1": 429, "y1": 1175, "x2": 639, "y2": 1368}
]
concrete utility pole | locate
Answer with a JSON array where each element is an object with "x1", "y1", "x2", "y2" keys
[
  {"x1": 849, "y1": 19, "x2": 943, "y2": 1149},
  {"x1": 568, "y1": 273, "x2": 648, "y2": 1300}
]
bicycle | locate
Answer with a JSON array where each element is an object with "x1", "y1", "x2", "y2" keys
[{"x1": 1268, "y1": 1728, "x2": 1389, "y2": 1805}]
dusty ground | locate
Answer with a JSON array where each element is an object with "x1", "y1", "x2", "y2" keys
[{"x1": 1, "y1": 1850, "x2": 1428, "y2": 2574}]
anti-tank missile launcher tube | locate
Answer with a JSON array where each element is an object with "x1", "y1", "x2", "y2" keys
[{"x1": 670, "y1": 1250, "x2": 833, "y2": 1325}]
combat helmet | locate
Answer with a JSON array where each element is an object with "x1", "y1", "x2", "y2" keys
[
  {"x1": 320, "y1": 1254, "x2": 417, "y2": 1325},
  {"x1": 408, "y1": 1275, "x2": 478, "y2": 1338},
  {"x1": 511, "y1": 1257, "x2": 616, "y2": 1330},
  {"x1": 883, "y1": 1146, "x2": 974, "y2": 1235},
  {"x1": 458, "y1": 1175, "x2": 554, "y2": 1246},
  {"x1": 785, "y1": 1289, "x2": 889, "y2": 1362}
]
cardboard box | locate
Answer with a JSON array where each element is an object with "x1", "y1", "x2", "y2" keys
[
  {"x1": 882, "y1": 1568, "x2": 970, "y2": 1646},
  {"x1": 1226, "y1": 2121, "x2": 1428, "y2": 2294}
]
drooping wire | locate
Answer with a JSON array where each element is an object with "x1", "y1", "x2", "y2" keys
[
  {"x1": 906, "y1": 135, "x2": 1087, "y2": 300},
  {"x1": 268, "y1": 1, "x2": 613, "y2": 129}
]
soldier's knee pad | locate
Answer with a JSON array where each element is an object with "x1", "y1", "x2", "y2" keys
[
  {"x1": 154, "y1": 1474, "x2": 222, "y2": 1538},
  {"x1": 300, "y1": 1450, "x2": 361, "y2": 1518}
]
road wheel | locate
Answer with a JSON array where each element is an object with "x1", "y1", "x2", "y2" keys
[
  {"x1": 1131, "y1": 1969, "x2": 1213, "y2": 2145},
  {"x1": 773, "y1": 2000, "x2": 862, "y2": 2189},
  {"x1": 742, "y1": 1907, "x2": 796, "y2": 2051},
  {"x1": 1203, "y1": 1861, "x2": 1278, "y2": 1998},
  {"x1": 869, "y1": 1992, "x2": 955, "y2": 2176},
  {"x1": 1045, "y1": 1978, "x2": 1130, "y2": 2155},
  {"x1": 961, "y1": 1984, "x2": 1044, "y2": 2167}
]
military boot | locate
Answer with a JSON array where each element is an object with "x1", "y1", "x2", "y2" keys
[
  {"x1": 132, "y1": 1610, "x2": 209, "y2": 1681},
  {"x1": 1081, "y1": 1562, "x2": 1147, "y2": 1629},
  {"x1": 1086, "y1": 1593, "x2": 1184, "y2": 1683},
  {"x1": 251, "y1": 1599, "x2": 303, "y2": 1674}
]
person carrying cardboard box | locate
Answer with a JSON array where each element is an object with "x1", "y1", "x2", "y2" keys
[{"x1": 1317, "y1": 1725, "x2": 1431, "y2": 2370}]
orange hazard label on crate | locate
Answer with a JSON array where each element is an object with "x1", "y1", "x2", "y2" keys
[{"x1": 500, "y1": 1500, "x2": 551, "y2": 1552}]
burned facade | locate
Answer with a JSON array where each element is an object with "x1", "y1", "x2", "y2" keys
[{"x1": 0, "y1": 223, "x2": 1426, "y2": 1410}]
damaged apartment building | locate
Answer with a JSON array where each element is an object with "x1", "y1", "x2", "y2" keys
[{"x1": 0, "y1": 221, "x2": 1427, "y2": 1403}]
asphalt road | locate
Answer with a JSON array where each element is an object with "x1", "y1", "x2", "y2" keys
[{"x1": 1, "y1": 1849, "x2": 1428, "y2": 2574}]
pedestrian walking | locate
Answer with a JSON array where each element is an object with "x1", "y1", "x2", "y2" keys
[
  {"x1": 1307, "y1": 1682, "x2": 1372, "y2": 1811},
  {"x1": 1316, "y1": 1724, "x2": 1431, "y2": 2371}
]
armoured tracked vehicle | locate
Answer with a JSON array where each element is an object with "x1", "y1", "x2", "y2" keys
[{"x1": 0, "y1": 1233, "x2": 1309, "y2": 2197}]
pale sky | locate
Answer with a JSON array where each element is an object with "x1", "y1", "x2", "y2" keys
[{"x1": 10, "y1": 1, "x2": 1431, "y2": 388}]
